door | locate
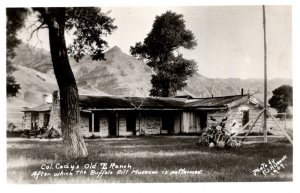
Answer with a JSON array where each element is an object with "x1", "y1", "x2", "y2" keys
[
  {"x1": 126, "y1": 113, "x2": 136, "y2": 135},
  {"x1": 199, "y1": 111, "x2": 207, "y2": 130},
  {"x1": 108, "y1": 112, "x2": 117, "y2": 136},
  {"x1": 43, "y1": 113, "x2": 50, "y2": 128},
  {"x1": 162, "y1": 113, "x2": 174, "y2": 134},
  {"x1": 31, "y1": 112, "x2": 38, "y2": 130},
  {"x1": 94, "y1": 114, "x2": 100, "y2": 133},
  {"x1": 242, "y1": 110, "x2": 249, "y2": 130}
]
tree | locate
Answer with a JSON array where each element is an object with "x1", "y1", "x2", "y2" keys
[
  {"x1": 130, "y1": 11, "x2": 197, "y2": 97},
  {"x1": 7, "y1": 7, "x2": 117, "y2": 158},
  {"x1": 6, "y1": 8, "x2": 28, "y2": 97},
  {"x1": 268, "y1": 85, "x2": 293, "y2": 114}
]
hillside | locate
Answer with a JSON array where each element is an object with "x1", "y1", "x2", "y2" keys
[
  {"x1": 181, "y1": 75, "x2": 292, "y2": 100},
  {"x1": 13, "y1": 44, "x2": 53, "y2": 73}
]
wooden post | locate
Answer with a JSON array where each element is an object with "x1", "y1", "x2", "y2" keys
[
  {"x1": 179, "y1": 112, "x2": 182, "y2": 134},
  {"x1": 263, "y1": 5, "x2": 268, "y2": 143},
  {"x1": 91, "y1": 112, "x2": 95, "y2": 135},
  {"x1": 160, "y1": 115, "x2": 162, "y2": 134},
  {"x1": 116, "y1": 112, "x2": 119, "y2": 136},
  {"x1": 284, "y1": 113, "x2": 287, "y2": 130},
  {"x1": 139, "y1": 112, "x2": 141, "y2": 134}
]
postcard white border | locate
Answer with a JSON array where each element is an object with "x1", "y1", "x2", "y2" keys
[{"x1": 0, "y1": 0, "x2": 299, "y2": 193}]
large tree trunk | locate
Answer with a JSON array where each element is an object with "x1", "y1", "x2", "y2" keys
[
  {"x1": 167, "y1": 81, "x2": 176, "y2": 97},
  {"x1": 163, "y1": 80, "x2": 175, "y2": 97},
  {"x1": 46, "y1": 8, "x2": 88, "y2": 158}
]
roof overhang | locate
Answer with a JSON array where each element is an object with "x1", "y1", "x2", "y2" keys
[
  {"x1": 89, "y1": 108, "x2": 183, "y2": 112},
  {"x1": 183, "y1": 106, "x2": 228, "y2": 111},
  {"x1": 227, "y1": 96, "x2": 249, "y2": 108},
  {"x1": 21, "y1": 110, "x2": 51, "y2": 112}
]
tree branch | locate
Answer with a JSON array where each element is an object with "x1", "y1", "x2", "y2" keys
[
  {"x1": 26, "y1": 20, "x2": 47, "y2": 54},
  {"x1": 28, "y1": 20, "x2": 46, "y2": 41}
]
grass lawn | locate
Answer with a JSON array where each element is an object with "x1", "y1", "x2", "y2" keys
[{"x1": 7, "y1": 136, "x2": 293, "y2": 183}]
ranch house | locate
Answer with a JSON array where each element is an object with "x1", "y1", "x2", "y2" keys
[{"x1": 22, "y1": 90, "x2": 264, "y2": 137}]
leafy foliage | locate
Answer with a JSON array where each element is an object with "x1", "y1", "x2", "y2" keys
[
  {"x1": 65, "y1": 8, "x2": 117, "y2": 62},
  {"x1": 31, "y1": 7, "x2": 117, "y2": 62},
  {"x1": 6, "y1": 7, "x2": 117, "y2": 96},
  {"x1": 130, "y1": 11, "x2": 197, "y2": 97},
  {"x1": 6, "y1": 8, "x2": 28, "y2": 97},
  {"x1": 268, "y1": 85, "x2": 293, "y2": 113},
  {"x1": 6, "y1": 71, "x2": 21, "y2": 97}
]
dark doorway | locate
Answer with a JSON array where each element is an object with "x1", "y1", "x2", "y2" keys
[
  {"x1": 199, "y1": 111, "x2": 207, "y2": 130},
  {"x1": 162, "y1": 113, "x2": 174, "y2": 134},
  {"x1": 126, "y1": 113, "x2": 136, "y2": 135},
  {"x1": 93, "y1": 114, "x2": 100, "y2": 133},
  {"x1": 44, "y1": 113, "x2": 50, "y2": 128},
  {"x1": 108, "y1": 112, "x2": 117, "y2": 136},
  {"x1": 31, "y1": 112, "x2": 38, "y2": 130},
  {"x1": 242, "y1": 110, "x2": 249, "y2": 130}
]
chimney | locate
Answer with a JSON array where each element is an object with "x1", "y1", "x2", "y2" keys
[
  {"x1": 42, "y1": 94, "x2": 52, "y2": 104},
  {"x1": 48, "y1": 90, "x2": 61, "y2": 135},
  {"x1": 52, "y1": 90, "x2": 59, "y2": 105},
  {"x1": 211, "y1": 94, "x2": 213, "y2": 98},
  {"x1": 241, "y1": 88, "x2": 244, "y2": 95}
]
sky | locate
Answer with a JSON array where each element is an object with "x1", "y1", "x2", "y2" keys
[{"x1": 18, "y1": 6, "x2": 292, "y2": 79}]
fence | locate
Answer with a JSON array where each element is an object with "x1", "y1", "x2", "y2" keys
[{"x1": 234, "y1": 112, "x2": 293, "y2": 143}]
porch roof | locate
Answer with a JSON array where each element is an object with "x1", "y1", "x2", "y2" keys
[
  {"x1": 21, "y1": 94, "x2": 251, "y2": 113},
  {"x1": 21, "y1": 103, "x2": 52, "y2": 112},
  {"x1": 79, "y1": 94, "x2": 250, "y2": 111},
  {"x1": 79, "y1": 95, "x2": 186, "y2": 109},
  {"x1": 184, "y1": 95, "x2": 249, "y2": 109}
]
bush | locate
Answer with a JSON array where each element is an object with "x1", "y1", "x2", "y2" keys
[
  {"x1": 7, "y1": 130, "x2": 24, "y2": 138},
  {"x1": 7, "y1": 123, "x2": 17, "y2": 131},
  {"x1": 83, "y1": 134, "x2": 100, "y2": 139}
]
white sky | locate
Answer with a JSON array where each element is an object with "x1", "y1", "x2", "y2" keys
[{"x1": 18, "y1": 6, "x2": 292, "y2": 79}]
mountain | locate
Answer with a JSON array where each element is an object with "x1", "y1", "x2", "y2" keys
[
  {"x1": 13, "y1": 43, "x2": 292, "y2": 99},
  {"x1": 8, "y1": 43, "x2": 292, "y2": 129},
  {"x1": 12, "y1": 44, "x2": 152, "y2": 96},
  {"x1": 70, "y1": 46, "x2": 152, "y2": 96}
]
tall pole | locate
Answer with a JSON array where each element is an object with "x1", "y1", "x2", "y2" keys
[{"x1": 263, "y1": 5, "x2": 267, "y2": 142}]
